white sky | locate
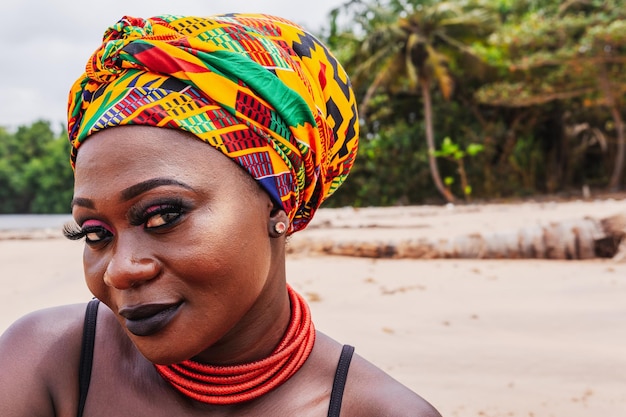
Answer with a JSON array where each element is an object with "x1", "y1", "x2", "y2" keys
[{"x1": 0, "y1": 0, "x2": 344, "y2": 130}]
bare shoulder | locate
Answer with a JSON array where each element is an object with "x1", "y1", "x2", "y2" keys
[
  {"x1": 1, "y1": 303, "x2": 87, "y2": 342},
  {"x1": 343, "y1": 351, "x2": 442, "y2": 417},
  {"x1": 0, "y1": 303, "x2": 88, "y2": 417}
]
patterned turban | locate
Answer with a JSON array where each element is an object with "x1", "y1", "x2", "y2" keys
[{"x1": 67, "y1": 14, "x2": 358, "y2": 233}]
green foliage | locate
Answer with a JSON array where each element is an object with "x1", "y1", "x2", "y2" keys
[
  {"x1": 475, "y1": 0, "x2": 626, "y2": 107},
  {"x1": 0, "y1": 121, "x2": 73, "y2": 213},
  {"x1": 474, "y1": 0, "x2": 626, "y2": 189},
  {"x1": 434, "y1": 136, "x2": 484, "y2": 160},
  {"x1": 434, "y1": 137, "x2": 484, "y2": 198}
]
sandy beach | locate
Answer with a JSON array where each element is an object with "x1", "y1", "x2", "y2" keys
[{"x1": 1, "y1": 199, "x2": 625, "y2": 417}]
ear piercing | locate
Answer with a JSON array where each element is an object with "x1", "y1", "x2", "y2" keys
[{"x1": 274, "y1": 221, "x2": 287, "y2": 235}]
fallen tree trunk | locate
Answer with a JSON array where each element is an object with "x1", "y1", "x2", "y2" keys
[{"x1": 287, "y1": 213, "x2": 626, "y2": 260}]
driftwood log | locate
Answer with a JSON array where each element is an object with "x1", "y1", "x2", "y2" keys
[{"x1": 287, "y1": 213, "x2": 626, "y2": 260}]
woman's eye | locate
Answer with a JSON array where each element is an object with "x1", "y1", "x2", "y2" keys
[
  {"x1": 144, "y1": 207, "x2": 183, "y2": 229},
  {"x1": 63, "y1": 221, "x2": 113, "y2": 244},
  {"x1": 84, "y1": 227, "x2": 112, "y2": 243}
]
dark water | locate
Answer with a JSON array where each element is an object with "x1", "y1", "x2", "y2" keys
[{"x1": 0, "y1": 214, "x2": 73, "y2": 231}]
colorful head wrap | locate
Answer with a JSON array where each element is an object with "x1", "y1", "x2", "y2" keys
[{"x1": 67, "y1": 14, "x2": 358, "y2": 233}]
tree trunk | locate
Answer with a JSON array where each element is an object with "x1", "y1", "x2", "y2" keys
[
  {"x1": 599, "y1": 63, "x2": 625, "y2": 191},
  {"x1": 420, "y1": 79, "x2": 455, "y2": 203},
  {"x1": 608, "y1": 104, "x2": 625, "y2": 191},
  {"x1": 287, "y1": 213, "x2": 626, "y2": 260},
  {"x1": 456, "y1": 157, "x2": 471, "y2": 202}
]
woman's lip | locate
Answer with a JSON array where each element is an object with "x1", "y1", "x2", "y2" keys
[{"x1": 119, "y1": 302, "x2": 182, "y2": 337}]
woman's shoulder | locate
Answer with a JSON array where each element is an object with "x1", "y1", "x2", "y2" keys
[
  {"x1": 0, "y1": 303, "x2": 88, "y2": 352},
  {"x1": 0, "y1": 303, "x2": 90, "y2": 417},
  {"x1": 343, "y1": 352, "x2": 442, "y2": 417},
  {"x1": 311, "y1": 333, "x2": 442, "y2": 417}
]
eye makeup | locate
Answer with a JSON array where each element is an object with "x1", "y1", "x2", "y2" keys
[
  {"x1": 127, "y1": 197, "x2": 189, "y2": 230},
  {"x1": 63, "y1": 219, "x2": 114, "y2": 243},
  {"x1": 63, "y1": 197, "x2": 191, "y2": 243}
]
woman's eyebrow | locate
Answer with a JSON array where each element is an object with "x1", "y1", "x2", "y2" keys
[
  {"x1": 70, "y1": 197, "x2": 95, "y2": 209},
  {"x1": 120, "y1": 178, "x2": 195, "y2": 202},
  {"x1": 70, "y1": 178, "x2": 195, "y2": 209}
]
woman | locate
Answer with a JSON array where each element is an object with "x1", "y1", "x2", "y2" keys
[{"x1": 0, "y1": 14, "x2": 441, "y2": 416}]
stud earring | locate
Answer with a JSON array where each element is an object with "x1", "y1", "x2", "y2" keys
[{"x1": 274, "y1": 221, "x2": 287, "y2": 235}]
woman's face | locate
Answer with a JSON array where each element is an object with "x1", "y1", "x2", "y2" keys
[{"x1": 72, "y1": 125, "x2": 285, "y2": 364}]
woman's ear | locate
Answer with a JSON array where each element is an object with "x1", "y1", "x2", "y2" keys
[{"x1": 268, "y1": 207, "x2": 289, "y2": 238}]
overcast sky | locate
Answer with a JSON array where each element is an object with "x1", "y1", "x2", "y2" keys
[{"x1": 0, "y1": 0, "x2": 344, "y2": 131}]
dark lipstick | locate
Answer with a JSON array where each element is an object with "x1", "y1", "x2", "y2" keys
[{"x1": 119, "y1": 302, "x2": 181, "y2": 337}]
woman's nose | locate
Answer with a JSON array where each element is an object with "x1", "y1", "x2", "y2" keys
[{"x1": 103, "y1": 238, "x2": 159, "y2": 289}]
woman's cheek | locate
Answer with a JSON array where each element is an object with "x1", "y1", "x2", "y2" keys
[{"x1": 83, "y1": 248, "x2": 109, "y2": 297}]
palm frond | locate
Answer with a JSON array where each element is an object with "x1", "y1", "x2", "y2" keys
[
  {"x1": 425, "y1": 44, "x2": 454, "y2": 99},
  {"x1": 405, "y1": 33, "x2": 422, "y2": 87},
  {"x1": 361, "y1": 54, "x2": 407, "y2": 116}
]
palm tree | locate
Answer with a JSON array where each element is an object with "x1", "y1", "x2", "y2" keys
[{"x1": 343, "y1": 0, "x2": 495, "y2": 203}]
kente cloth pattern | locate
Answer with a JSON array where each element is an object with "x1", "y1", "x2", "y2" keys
[{"x1": 67, "y1": 14, "x2": 359, "y2": 233}]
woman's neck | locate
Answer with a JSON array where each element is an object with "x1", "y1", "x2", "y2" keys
[{"x1": 191, "y1": 279, "x2": 291, "y2": 365}]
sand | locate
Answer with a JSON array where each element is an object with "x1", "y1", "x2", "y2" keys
[{"x1": 1, "y1": 199, "x2": 625, "y2": 417}]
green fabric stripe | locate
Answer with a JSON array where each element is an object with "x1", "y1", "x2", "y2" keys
[{"x1": 194, "y1": 49, "x2": 316, "y2": 128}]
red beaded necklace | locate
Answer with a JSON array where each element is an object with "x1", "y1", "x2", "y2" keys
[{"x1": 155, "y1": 285, "x2": 316, "y2": 405}]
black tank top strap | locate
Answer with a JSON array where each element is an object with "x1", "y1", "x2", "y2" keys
[
  {"x1": 77, "y1": 298, "x2": 100, "y2": 417},
  {"x1": 327, "y1": 344, "x2": 355, "y2": 417}
]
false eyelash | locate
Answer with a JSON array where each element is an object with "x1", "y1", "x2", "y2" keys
[
  {"x1": 62, "y1": 221, "x2": 87, "y2": 240},
  {"x1": 128, "y1": 197, "x2": 187, "y2": 227}
]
